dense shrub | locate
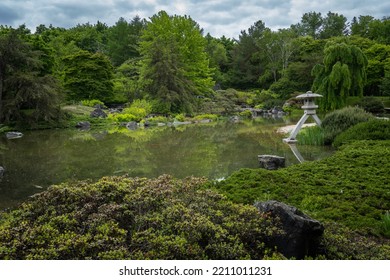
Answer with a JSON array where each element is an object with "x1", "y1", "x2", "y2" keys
[
  {"x1": 81, "y1": 99, "x2": 105, "y2": 107},
  {"x1": 174, "y1": 113, "x2": 186, "y2": 122},
  {"x1": 357, "y1": 97, "x2": 385, "y2": 114},
  {"x1": 321, "y1": 222, "x2": 390, "y2": 260},
  {"x1": 211, "y1": 140, "x2": 390, "y2": 259},
  {"x1": 333, "y1": 119, "x2": 390, "y2": 147},
  {"x1": 147, "y1": 115, "x2": 169, "y2": 123},
  {"x1": 211, "y1": 141, "x2": 390, "y2": 237},
  {"x1": 239, "y1": 110, "x2": 253, "y2": 119},
  {"x1": 193, "y1": 114, "x2": 219, "y2": 121},
  {"x1": 0, "y1": 175, "x2": 282, "y2": 260},
  {"x1": 108, "y1": 113, "x2": 139, "y2": 123},
  {"x1": 123, "y1": 99, "x2": 152, "y2": 119},
  {"x1": 321, "y1": 107, "x2": 374, "y2": 144}
]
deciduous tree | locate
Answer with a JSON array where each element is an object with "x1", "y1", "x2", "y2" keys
[
  {"x1": 139, "y1": 11, "x2": 213, "y2": 113},
  {"x1": 62, "y1": 50, "x2": 114, "y2": 102},
  {"x1": 312, "y1": 42, "x2": 368, "y2": 110}
]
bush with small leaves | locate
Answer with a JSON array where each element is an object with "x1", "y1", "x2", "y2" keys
[
  {"x1": 0, "y1": 175, "x2": 282, "y2": 260},
  {"x1": 321, "y1": 107, "x2": 374, "y2": 144}
]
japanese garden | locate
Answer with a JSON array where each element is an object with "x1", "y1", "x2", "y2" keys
[{"x1": 0, "y1": 11, "x2": 389, "y2": 260}]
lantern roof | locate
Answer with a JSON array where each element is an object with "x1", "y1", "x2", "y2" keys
[{"x1": 296, "y1": 91, "x2": 322, "y2": 99}]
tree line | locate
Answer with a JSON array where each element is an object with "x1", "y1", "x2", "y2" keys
[{"x1": 0, "y1": 11, "x2": 389, "y2": 125}]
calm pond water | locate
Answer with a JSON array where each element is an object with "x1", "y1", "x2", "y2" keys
[{"x1": 0, "y1": 118, "x2": 333, "y2": 210}]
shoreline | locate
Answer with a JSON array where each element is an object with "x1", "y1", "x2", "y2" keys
[{"x1": 276, "y1": 123, "x2": 317, "y2": 134}]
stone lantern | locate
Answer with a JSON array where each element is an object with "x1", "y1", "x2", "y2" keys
[{"x1": 283, "y1": 91, "x2": 322, "y2": 143}]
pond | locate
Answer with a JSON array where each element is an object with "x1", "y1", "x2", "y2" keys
[{"x1": 0, "y1": 118, "x2": 333, "y2": 210}]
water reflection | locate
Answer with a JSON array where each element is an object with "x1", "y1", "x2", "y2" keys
[
  {"x1": 287, "y1": 144, "x2": 305, "y2": 163},
  {"x1": 0, "y1": 119, "x2": 333, "y2": 209}
]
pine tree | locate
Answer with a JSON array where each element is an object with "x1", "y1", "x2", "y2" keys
[{"x1": 0, "y1": 28, "x2": 63, "y2": 124}]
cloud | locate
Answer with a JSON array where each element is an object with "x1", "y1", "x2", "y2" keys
[
  {"x1": 0, "y1": 0, "x2": 389, "y2": 38},
  {"x1": 0, "y1": 3, "x2": 23, "y2": 25}
]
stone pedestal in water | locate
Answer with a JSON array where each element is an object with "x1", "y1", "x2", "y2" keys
[{"x1": 258, "y1": 155, "x2": 285, "y2": 170}]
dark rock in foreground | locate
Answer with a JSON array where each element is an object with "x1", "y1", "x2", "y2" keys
[{"x1": 254, "y1": 200, "x2": 324, "y2": 259}]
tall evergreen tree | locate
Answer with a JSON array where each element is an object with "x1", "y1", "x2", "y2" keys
[
  {"x1": 228, "y1": 20, "x2": 269, "y2": 89},
  {"x1": 106, "y1": 16, "x2": 145, "y2": 66},
  {"x1": 0, "y1": 28, "x2": 62, "y2": 124}
]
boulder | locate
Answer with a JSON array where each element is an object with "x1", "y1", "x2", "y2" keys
[
  {"x1": 254, "y1": 200, "x2": 324, "y2": 259},
  {"x1": 0, "y1": 166, "x2": 4, "y2": 177},
  {"x1": 75, "y1": 121, "x2": 91, "y2": 130},
  {"x1": 6, "y1": 131, "x2": 23, "y2": 139},
  {"x1": 126, "y1": 121, "x2": 138, "y2": 130},
  {"x1": 258, "y1": 155, "x2": 285, "y2": 170},
  {"x1": 90, "y1": 108, "x2": 107, "y2": 118}
]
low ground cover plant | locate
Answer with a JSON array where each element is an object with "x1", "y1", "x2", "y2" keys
[{"x1": 0, "y1": 175, "x2": 282, "y2": 260}]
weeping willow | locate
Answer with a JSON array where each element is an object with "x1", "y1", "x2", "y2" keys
[{"x1": 312, "y1": 42, "x2": 368, "y2": 111}]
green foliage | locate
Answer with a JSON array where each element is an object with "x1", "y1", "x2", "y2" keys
[
  {"x1": 139, "y1": 11, "x2": 214, "y2": 114},
  {"x1": 321, "y1": 106, "x2": 374, "y2": 144},
  {"x1": 211, "y1": 140, "x2": 390, "y2": 245},
  {"x1": 62, "y1": 50, "x2": 114, "y2": 102},
  {"x1": 239, "y1": 110, "x2": 253, "y2": 119},
  {"x1": 381, "y1": 211, "x2": 390, "y2": 238},
  {"x1": 312, "y1": 42, "x2": 368, "y2": 111},
  {"x1": 0, "y1": 175, "x2": 281, "y2": 260},
  {"x1": 0, "y1": 28, "x2": 64, "y2": 125},
  {"x1": 321, "y1": 222, "x2": 390, "y2": 259},
  {"x1": 174, "y1": 113, "x2": 186, "y2": 122},
  {"x1": 354, "y1": 97, "x2": 385, "y2": 114},
  {"x1": 108, "y1": 113, "x2": 139, "y2": 123},
  {"x1": 199, "y1": 89, "x2": 240, "y2": 115},
  {"x1": 296, "y1": 125, "x2": 324, "y2": 145},
  {"x1": 193, "y1": 114, "x2": 219, "y2": 121},
  {"x1": 333, "y1": 119, "x2": 390, "y2": 147},
  {"x1": 112, "y1": 58, "x2": 142, "y2": 103},
  {"x1": 108, "y1": 99, "x2": 153, "y2": 123},
  {"x1": 81, "y1": 99, "x2": 105, "y2": 107},
  {"x1": 147, "y1": 115, "x2": 169, "y2": 123},
  {"x1": 106, "y1": 16, "x2": 145, "y2": 66}
]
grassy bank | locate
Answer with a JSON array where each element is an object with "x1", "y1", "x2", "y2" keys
[{"x1": 211, "y1": 140, "x2": 390, "y2": 236}]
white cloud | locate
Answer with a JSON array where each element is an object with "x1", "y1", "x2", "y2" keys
[{"x1": 0, "y1": 0, "x2": 389, "y2": 38}]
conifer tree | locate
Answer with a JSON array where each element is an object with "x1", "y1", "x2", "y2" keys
[{"x1": 0, "y1": 28, "x2": 63, "y2": 124}]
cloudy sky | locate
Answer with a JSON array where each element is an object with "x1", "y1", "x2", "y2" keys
[{"x1": 1, "y1": 0, "x2": 389, "y2": 38}]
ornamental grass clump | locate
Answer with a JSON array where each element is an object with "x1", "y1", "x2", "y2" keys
[
  {"x1": 382, "y1": 211, "x2": 390, "y2": 238},
  {"x1": 296, "y1": 125, "x2": 325, "y2": 146}
]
